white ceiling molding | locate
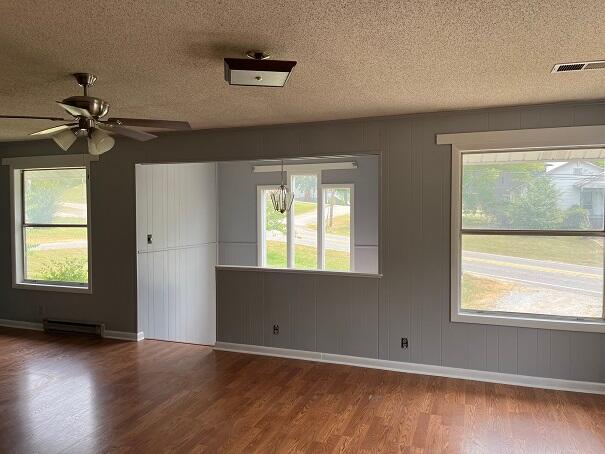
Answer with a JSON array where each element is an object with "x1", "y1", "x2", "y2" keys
[
  {"x1": 436, "y1": 125, "x2": 605, "y2": 152},
  {"x1": 1, "y1": 154, "x2": 98, "y2": 169},
  {"x1": 253, "y1": 161, "x2": 357, "y2": 173}
]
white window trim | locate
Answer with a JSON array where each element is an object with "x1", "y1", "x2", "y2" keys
[
  {"x1": 438, "y1": 126, "x2": 605, "y2": 333},
  {"x1": 257, "y1": 175, "x2": 355, "y2": 272},
  {"x1": 2, "y1": 154, "x2": 97, "y2": 294},
  {"x1": 253, "y1": 161, "x2": 357, "y2": 173}
]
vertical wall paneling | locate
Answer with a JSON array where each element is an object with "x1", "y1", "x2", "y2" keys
[
  {"x1": 136, "y1": 163, "x2": 217, "y2": 345},
  {"x1": 498, "y1": 326, "x2": 518, "y2": 374},
  {"x1": 570, "y1": 332, "x2": 602, "y2": 382},
  {"x1": 517, "y1": 328, "x2": 538, "y2": 376},
  {"x1": 349, "y1": 278, "x2": 379, "y2": 358},
  {"x1": 316, "y1": 275, "x2": 349, "y2": 354},
  {"x1": 536, "y1": 330, "x2": 552, "y2": 378},
  {"x1": 264, "y1": 272, "x2": 294, "y2": 348},
  {"x1": 384, "y1": 120, "x2": 412, "y2": 363},
  {"x1": 550, "y1": 331, "x2": 572, "y2": 380},
  {"x1": 291, "y1": 275, "x2": 317, "y2": 352},
  {"x1": 3, "y1": 101, "x2": 605, "y2": 383},
  {"x1": 485, "y1": 327, "x2": 500, "y2": 372},
  {"x1": 466, "y1": 325, "x2": 487, "y2": 371},
  {"x1": 416, "y1": 117, "x2": 444, "y2": 365}
]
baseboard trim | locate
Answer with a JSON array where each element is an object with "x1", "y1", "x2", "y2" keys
[
  {"x1": 104, "y1": 330, "x2": 145, "y2": 342},
  {"x1": 0, "y1": 318, "x2": 43, "y2": 331},
  {"x1": 0, "y1": 319, "x2": 144, "y2": 342},
  {"x1": 214, "y1": 342, "x2": 605, "y2": 395}
]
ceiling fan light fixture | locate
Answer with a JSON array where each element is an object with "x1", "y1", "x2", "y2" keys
[
  {"x1": 52, "y1": 129, "x2": 77, "y2": 151},
  {"x1": 0, "y1": 72, "x2": 191, "y2": 154},
  {"x1": 224, "y1": 51, "x2": 297, "y2": 87},
  {"x1": 88, "y1": 128, "x2": 115, "y2": 155}
]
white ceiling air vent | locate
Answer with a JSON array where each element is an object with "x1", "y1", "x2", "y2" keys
[{"x1": 551, "y1": 60, "x2": 605, "y2": 73}]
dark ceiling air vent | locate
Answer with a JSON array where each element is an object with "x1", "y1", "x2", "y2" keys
[
  {"x1": 556, "y1": 63, "x2": 585, "y2": 72},
  {"x1": 552, "y1": 60, "x2": 605, "y2": 73}
]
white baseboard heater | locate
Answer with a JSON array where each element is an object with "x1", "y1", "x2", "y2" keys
[{"x1": 43, "y1": 319, "x2": 105, "y2": 337}]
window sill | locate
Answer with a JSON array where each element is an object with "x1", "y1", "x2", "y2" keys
[
  {"x1": 13, "y1": 282, "x2": 91, "y2": 294},
  {"x1": 453, "y1": 310, "x2": 605, "y2": 333},
  {"x1": 215, "y1": 265, "x2": 382, "y2": 279}
]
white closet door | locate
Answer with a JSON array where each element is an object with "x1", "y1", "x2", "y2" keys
[{"x1": 136, "y1": 163, "x2": 217, "y2": 345}]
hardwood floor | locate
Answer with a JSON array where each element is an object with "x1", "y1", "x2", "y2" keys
[{"x1": 0, "y1": 328, "x2": 604, "y2": 453}]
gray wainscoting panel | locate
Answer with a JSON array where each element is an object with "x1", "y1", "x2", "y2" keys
[
  {"x1": 291, "y1": 275, "x2": 317, "y2": 351},
  {"x1": 264, "y1": 272, "x2": 294, "y2": 349},
  {"x1": 217, "y1": 269, "x2": 379, "y2": 358},
  {"x1": 316, "y1": 275, "x2": 351, "y2": 354},
  {"x1": 216, "y1": 270, "x2": 263, "y2": 345},
  {"x1": 348, "y1": 278, "x2": 379, "y2": 358}
]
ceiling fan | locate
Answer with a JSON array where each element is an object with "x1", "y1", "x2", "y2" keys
[{"x1": 0, "y1": 73, "x2": 191, "y2": 155}]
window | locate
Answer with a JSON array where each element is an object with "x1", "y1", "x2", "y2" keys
[
  {"x1": 323, "y1": 185, "x2": 353, "y2": 271},
  {"x1": 21, "y1": 168, "x2": 90, "y2": 288},
  {"x1": 3, "y1": 154, "x2": 95, "y2": 292},
  {"x1": 258, "y1": 187, "x2": 288, "y2": 268},
  {"x1": 257, "y1": 172, "x2": 354, "y2": 272},
  {"x1": 452, "y1": 147, "x2": 605, "y2": 332}
]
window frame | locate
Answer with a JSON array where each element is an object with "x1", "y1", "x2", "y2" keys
[
  {"x1": 447, "y1": 139, "x2": 605, "y2": 333},
  {"x1": 257, "y1": 173, "x2": 355, "y2": 272},
  {"x1": 3, "y1": 154, "x2": 95, "y2": 294}
]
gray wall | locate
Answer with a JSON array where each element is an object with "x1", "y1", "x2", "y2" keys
[
  {"x1": 217, "y1": 156, "x2": 379, "y2": 272},
  {"x1": 1, "y1": 101, "x2": 605, "y2": 383}
]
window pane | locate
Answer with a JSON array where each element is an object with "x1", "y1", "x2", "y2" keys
[
  {"x1": 24, "y1": 168, "x2": 87, "y2": 225},
  {"x1": 24, "y1": 227, "x2": 88, "y2": 284},
  {"x1": 461, "y1": 234, "x2": 603, "y2": 318},
  {"x1": 292, "y1": 175, "x2": 317, "y2": 269},
  {"x1": 323, "y1": 187, "x2": 351, "y2": 271},
  {"x1": 461, "y1": 150, "x2": 605, "y2": 230},
  {"x1": 263, "y1": 190, "x2": 287, "y2": 268}
]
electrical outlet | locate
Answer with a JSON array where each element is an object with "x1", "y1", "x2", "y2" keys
[
  {"x1": 273, "y1": 324, "x2": 279, "y2": 335},
  {"x1": 401, "y1": 337, "x2": 408, "y2": 349}
]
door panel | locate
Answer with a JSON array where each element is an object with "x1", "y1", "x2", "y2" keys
[{"x1": 136, "y1": 163, "x2": 217, "y2": 345}]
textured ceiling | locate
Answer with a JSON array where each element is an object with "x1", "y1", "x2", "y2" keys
[{"x1": 1, "y1": 0, "x2": 605, "y2": 140}]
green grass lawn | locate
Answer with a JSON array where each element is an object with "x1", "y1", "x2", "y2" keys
[
  {"x1": 293, "y1": 200, "x2": 317, "y2": 216},
  {"x1": 308, "y1": 213, "x2": 350, "y2": 236},
  {"x1": 461, "y1": 273, "x2": 513, "y2": 310},
  {"x1": 266, "y1": 240, "x2": 350, "y2": 271},
  {"x1": 324, "y1": 213, "x2": 350, "y2": 236},
  {"x1": 463, "y1": 235, "x2": 603, "y2": 267},
  {"x1": 25, "y1": 227, "x2": 88, "y2": 283}
]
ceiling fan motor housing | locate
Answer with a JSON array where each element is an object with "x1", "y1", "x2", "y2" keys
[{"x1": 62, "y1": 96, "x2": 109, "y2": 118}]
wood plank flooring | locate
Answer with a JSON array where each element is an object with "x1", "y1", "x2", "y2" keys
[{"x1": 0, "y1": 327, "x2": 604, "y2": 453}]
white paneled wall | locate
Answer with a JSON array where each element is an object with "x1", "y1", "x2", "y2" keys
[{"x1": 136, "y1": 163, "x2": 217, "y2": 344}]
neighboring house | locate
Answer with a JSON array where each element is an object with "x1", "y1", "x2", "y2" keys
[{"x1": 546, "y1": 160, "x2": 605, "y2": 226}]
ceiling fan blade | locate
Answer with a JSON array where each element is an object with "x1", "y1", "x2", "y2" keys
[
  {"x1": 56, "y1": 101, "x2": 92, "y2": 118},
  {"x1": 0, "y1": 115, "x2": 68, "y2": 121},
  {"x1": 104, "y1": 117, "x2": 191, "y2": 130},
  {"x1": 30, "y1": 124, "x2": 76, "y2": 136},
  {"x1": 97, "y1": 124, "x2": 157, "y2": 141}
]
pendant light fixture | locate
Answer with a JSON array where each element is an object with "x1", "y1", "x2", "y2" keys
[{"x1": 271, "y1": 160, "x2": 294, "y2": 214}]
